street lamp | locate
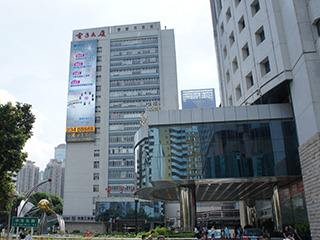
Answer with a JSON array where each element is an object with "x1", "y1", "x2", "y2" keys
[
  {"x1": 134, "y1": 196, "x2": 139, "y2": 235},
  {"x1": 7, "y1": 191, "x2": 20, "y2": 240}
]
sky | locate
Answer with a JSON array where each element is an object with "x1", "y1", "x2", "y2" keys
[{"x1": 0, "y1": 0, "x2": 219, "y2": 170}]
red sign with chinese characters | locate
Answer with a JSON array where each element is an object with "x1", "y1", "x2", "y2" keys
[{"x1": 75, "y1": 30, "x2": 107, "y2": 40}]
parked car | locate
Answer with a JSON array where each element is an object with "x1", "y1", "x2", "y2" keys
[{"x1": 242, "y1": 228, "x2": 264, "y2": 240}]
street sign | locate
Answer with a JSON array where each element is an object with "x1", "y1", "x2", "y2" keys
[{"x1": 12, "y1": 217, "x2": 38, "y2": 227}]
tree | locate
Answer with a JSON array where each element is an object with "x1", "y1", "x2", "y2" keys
[{"x1": 0, "y1": 102, "x2": 35, "y2": 210}]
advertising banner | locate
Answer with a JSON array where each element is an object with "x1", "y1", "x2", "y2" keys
[{"x1": 66, "y1": 40, "x2": 97, "y2": 142}]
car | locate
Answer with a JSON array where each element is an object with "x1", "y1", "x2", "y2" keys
[{"x1": 242, "y1": 228, "x2": 264, "y2": 240}]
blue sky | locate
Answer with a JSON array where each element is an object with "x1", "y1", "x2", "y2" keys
[{"x1": 0, "y1": 0, "x2": 219, "y2": 170}]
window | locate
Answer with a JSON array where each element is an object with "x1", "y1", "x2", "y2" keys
[
  {"x1": 242, "y1": 43, "x2": 250, "y2": 60},
  {"x1": 92, "y1": 209, "x2": 96, "y2": 216},
  {"x1": 235, "y1": 0, "x2": 241, "y2": 7},
  {"x1": 93, "y1": 185, "x2": 99, "y2": 192},
  {"x1": 229, "y1": 96, "x2": 233, "y2": 106},
  {"x1": 229, "y1": 32, "x2": 235, "y2": 47},
  {"x1": 94, "y1": 150, "x2": 100, "y2": 157},
  {"x1": 96, "y1": 85, "x2": 101, "y2": 92},
  {"x1": 255, "y1": 26, "x2": 265, "y2": 45},
  {"x1": 95, "y1": 116, "x2": 100, "y2": 123},
  {"x1": 96, "y1": 96, "x2": 101, "y2": 102},
  {"x1": 125, "y1": 27, "x2": 129, "y2": 31},
  {"x1": 223, "y1": 46, "x2": 227, "y2": 58},
  {"x1": 142, "y1": 25, "x2": 145, "y2": 29},
  {"x1": 95, "y1": 127, "x2": 100, "y2": 134},
  {"x1": 95, "y1": 106, "x2": 101, "y2": 112},
  {"x1": 235, "y1": 84, "x2": 242, "y2": 100},
  {"x1": 315, "y1": 19, "x2": 320, "y2": 36},
  {"x1": 226, "y1": 69, "x2": 230, "y2": 83},
  {"x1": 251, "y1": 0, "x2": 260, "y2": 16},
  {"x1": 260, "y1": 57, "x2": 271, "y2": 76},
  {"x1": 220, "y1": 23, "x2": 224, "y2": 34},
  {"x1": 246, "y1": 72, "x2": 254, "y2": 89},
  {"x1": 96, "y1": 75, "x2": 102, "y2": 82},
  {"x1": 97, "y1": 66, "x2": 102, "y2": 72},
  {"x1": 134, "y1": 26, "x2": 137, "y2": 30},
  {"x1": 97, "y1": 47, "x2": 102, "y2": 53},
  {"x1": 232, "y1": 57, "x2": 238, "y2": 73},
  {"x1": 238, "y1": 16, "x2": 245, "y2": 32},
  {"x1": 94, "y1": 161, "x2": 100, "y2": 168},
  {"x1": 97, "y1": 56, "x2": 102, "y2": 62},
  {"x1": 226, "y1": 8, "x2": 231, "y2": 22},
  {"x1": 150, "y1": 25, "x2": 153, "y2": 28},
  {"x1": 93, "y1": 173, "x2": 99, "y2": 180},
  {"x1": 94, "y1": 138, "x2": 100, "y2": 146},
  {"x1": 117, "y1": 28, "x2": 121, "y2": 32}
]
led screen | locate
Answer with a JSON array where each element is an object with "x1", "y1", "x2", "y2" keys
[{"x1": 66, "y1": 40, "x2": 97, "y2": 142}]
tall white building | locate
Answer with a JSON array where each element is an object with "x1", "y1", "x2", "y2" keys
[
  {"x1": 17, "y1": 160, "x2": 40, "y2": 194},
  {"x1": 63, "y1": 22, "x2": 178, "y2": 228},
  {"x1": 210, "y1": 0, "x2": 320, "y2": 238}
]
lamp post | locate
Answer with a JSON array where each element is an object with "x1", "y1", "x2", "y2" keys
[
  {"x1": 7, "y1": 191, "x2": 20, "y2": 240},
  {"x1": 134, "y1": 197, "x2": 139, "y2": 235}
]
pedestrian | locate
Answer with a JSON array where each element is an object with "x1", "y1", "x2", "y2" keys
[
  {"x1": 26, "y1": 230, "x2": 32, "y2": 240},
  {"x1": 142, "y1": 234, "x2": 147, "y2": 240},
  {"x1": 283, "y1": 226, "x2": 289, "y2": 239},
  {"x1": 157, "y1": 235, "x2": 165, "y2": 240},
  {"x1": 293, "y1": 229, "x2": 302, "y2": 240},
  {"x1": 210, "y1": 226, "x2": 215, "y2": 240},
  {"x1": 86, "y1": 230, "x2": 90, "y2": 237},
  {"x1": 20, "y1": 232, "x2": 26, "y2": 240},
  {"x1": 225, "y1": 227, "x2": 230, "y2": 239},
  {"x1": 148, "y1": 230, "x2": 156, "y2": 240}
]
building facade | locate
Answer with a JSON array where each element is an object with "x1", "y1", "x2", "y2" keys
[
  {"x1": 63, "y1": 22, "x2": 178, "y2": 225},
  {"x1": 181, "y1": 88, "x2": 216, "y2": 109},
  {"x1": 134, "y1": 105, "x2": 307, "y2": 231},
  {"x1": 55, "y1": 144, "x2": 66, "y2": 164},
  {"x1": 209, "y1": 0, "x2": 320, "y2": 238},
  {"x1": 17, "y1": 160, "x2": 40, "y2": 194},
  {"x1": 41, "y1": 159, "x2": 65, "y2": 198}
]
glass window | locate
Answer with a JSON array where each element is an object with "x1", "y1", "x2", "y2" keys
[
  {"x1": 251, "y1": 0, "x2": 260, "y2": 16},
  {"x1": 94, "y1": 161, "x2": 100, "y2": 168},
  {"x1": 242, "y1": 43, "x2": 250, "y2": 60},
  {"x1": 93, "y1": 185, "x2": 99, "y2": 192},
  {"x1": 94, "y1": 150, "x2": 100, "y2": 157},
  {"x1": 97, "y1": 47, "x2": 102, "y2": 53},
  {"x1": 93, "y1": 173, "x2": 99, "y2": 180},
  {"x1": 316, "y1": 19, "x2": 320, "y2": 36}
]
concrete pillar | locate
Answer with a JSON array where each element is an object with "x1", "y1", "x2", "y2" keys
[
  {"x1": 179, "y1": 185, "x2": 196, "y2": 231},
  {"x1": 239, "y1": 200, "x2": 248, "y2": 229},
  {"x1": 271, "y1": 186, "x2": 282, "y2": 232}
]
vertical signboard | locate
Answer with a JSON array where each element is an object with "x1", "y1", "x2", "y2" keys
[{"x1": 66, "y1": 40, "x2": 97, "y2": 142}]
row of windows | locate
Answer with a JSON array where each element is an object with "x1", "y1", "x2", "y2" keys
[
  {"x1": 110, "y1": 112, "x2": 142, "y2": 120},
  {"x1": 225, "y1": 56, "x2": 270, "y2": 98},
  {"x1": 110, "y1": 78, "x2": 159, "y2": 87},
  {"x1": 110, "y1": 99, "x2": 160, "y2": 109},
  {"x1": 109, "y1": 159, "x2": 134, "y2": 166},
  {"x1": 223, "y1": 0, "x2": 260, "y2": 23},
  {"x1": 109, "y1": 146, "x2": 134, "y2": 155},
  {"x1": 115, "y1": 24, "x2": 155, "y2": 33},
  {"x1": 109, "y1": 170, "x2": 135, "y2": 179},
  {"x1": 110, "y1": 37, "x2": 158, "y2": 47},
  {"x1": 110, "y1": 123, "x2": 140, "y2": 131},
  {"x1": 110, "y1": 185, "x2": 134, "y2": 191},
  {"x1": 110, "y1": 88, "x2": 160, "y2": 98},
  {"x1": 110, "y1": 67, "x2": 159, "y2": 77},
  {"x1": 109, "y1": 135, "x2": 134, "y2": 143},
  {"x1": 110, "y1": 57, "x2": 158, "y2": 67},
  {"x1": 110, "y1": 47, "x2": 158, "y2": 57}
]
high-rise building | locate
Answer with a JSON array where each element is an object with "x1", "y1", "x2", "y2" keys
[
  {"x1": 41, "y1": 159, "x2": 65, "y2": 198},
  {"x1": 63, "y1": 22, "x2": 178, "y2": 229},
  {"x1": 181, "y1": 88, "x2": 216, "y2": 109},
  {"x1": 54, "y1": 144, "x2": 66, "y2": 163},
  {"x1": 210, "y1": 0, "x2": 320, "y2": 238},
  {"x1": 17, "y1": 160, "x2": 40, "y2": 194}
]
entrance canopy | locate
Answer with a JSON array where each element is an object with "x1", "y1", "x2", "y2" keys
[{"x1": 135, "y1": 176, "x2": 301, "y2": 202}]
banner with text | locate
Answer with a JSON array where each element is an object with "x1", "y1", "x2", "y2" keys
[{"x1": 66, "y1": 40, "x2": 97, "y2": 142}]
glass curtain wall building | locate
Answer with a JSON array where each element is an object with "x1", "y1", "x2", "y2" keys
[
  {"x1": 63, "y1": 22, "x2": 178, "y2": 229},
  {"x1": 181, "y1": 88, "x2": 216, "y2": 109}
]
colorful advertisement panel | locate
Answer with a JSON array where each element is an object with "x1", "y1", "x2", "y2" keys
[{"x1": 66, "y1": 40, "x2": 97, "y2": 142}]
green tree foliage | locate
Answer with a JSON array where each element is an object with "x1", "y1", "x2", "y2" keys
[
  {"x1": 29, "y1": 192, "x2": 64, "y2": 215},
  {"x1": 0, "y1": 102, "x2": 35, "y2": 211}
]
